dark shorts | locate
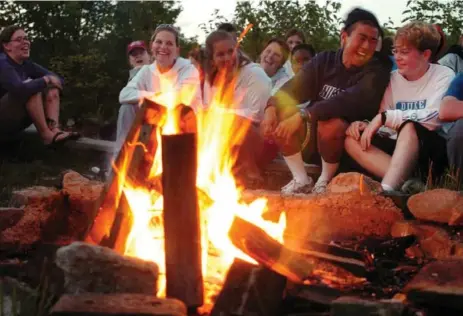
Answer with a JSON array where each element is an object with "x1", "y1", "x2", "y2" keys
[
  {"x1": 0, "y1": 93, "x2": 31, "y2": 136},
  {"x1": 374, "y1": 120, "x2": 448, "y2": 177}
]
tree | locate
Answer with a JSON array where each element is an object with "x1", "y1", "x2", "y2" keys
[
  {"x1": 402, "y1": 0, "x2": 463, "y2": 45},
  {"x1": 203, "y1": 0, "x2": 342, "y2": 60}
]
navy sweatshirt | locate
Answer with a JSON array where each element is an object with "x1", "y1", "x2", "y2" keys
[
  {"x1": 0, "y1": 53, "x2": 63, "y2": 102},
  {"x1": 269, "y1": 49, "x2": 392, "y2": 123}
]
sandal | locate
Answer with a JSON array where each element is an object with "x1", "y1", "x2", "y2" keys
[{"x1": 45, "y1": 131, "x2": 79, "y2": 148}]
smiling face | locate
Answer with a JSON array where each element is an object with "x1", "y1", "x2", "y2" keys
[
  {"x1": 128, "y1": 48, "x2": 150, "y2": 68},
  {"x1": 260, "y1": 42, "x2": 285, "y2": 77},
  {"x1": 393, "y1": 38, "x2": 431, "y2": 81},
  {"x1": 211, "y1": 38, "x2": 237, "y2": 72},
  {"x1": 286, "y1": 34, "x2": 303, "y2": 51},
  {"x1": 341, "y1": 22, "x2": 379, "y2": 68},
  {"x1": 3, "y1": 29, "x2": 30, "y2": 63},
  {"x1": 291, "y1": 49, "x2": 313, "y2": 74},
  {"x1": 151, "y1": 30, "x2": 179, "y2": 70}
]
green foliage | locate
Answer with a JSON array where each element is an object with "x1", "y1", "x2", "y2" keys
[
  {"x1": 401, "y1": 0, "x2": 463, "y2": 45},
  {"x1": 230, "y1": 0, "x2": 342, "y2": 59}
]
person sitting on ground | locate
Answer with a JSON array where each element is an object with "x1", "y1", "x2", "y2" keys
[
  {"x1": 217, "y1": 22, "x2": 238, "y2": 41},
  {"x1": 114, "y1": 40, "x2": 151, "y2": 159},
  {"x1": 261, "y1": 8, "x2": 391, "y2": 194},
  {"x1": 439, "y1": 73, "x2": 463, "y2": 183},
  {"x1": 119, "y1": 24, "x2": 202, "y2": 120},
  {"x1": 202, "y1": 30, "x2": 272, "y2": 182},
  {"x1": 345, "y1": 22, "x2": 455, "y2": 192},
  {"x1": 439, "y1": 34, "x2": 463, "y2": 73},
  {"x1": 283, "y1": 29, "x2": 307, "y2": 77},
  {"x1": 380, "y1": 37, "x2": 397, "y2": 71},
  {"x1": 0, "y1": 25, "x2": 79, "y2": 145},
  {"x1": 291, "y1": 43, "x2": 315, "y2": 75},
  {"x1": 259, "y1": 38, "x2": 291, "y2": 95}
]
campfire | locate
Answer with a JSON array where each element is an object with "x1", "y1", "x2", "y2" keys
[{"x1": 84, "y1": 71, "x2": 289, "y2": 309}]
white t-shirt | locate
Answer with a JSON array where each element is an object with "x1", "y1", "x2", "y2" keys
[
  {"x1": 270, "y1": 66, "x2": 291, "y2": 95},
  {"x1": 119, "y1": 57, "x2": 202, "y2": 112},
  {"x1": 203, "y1": 62, "x2": 272, "y2": 123},
  {"x1": 379, "y1": 63, "x2": 455, "y2": 138}
]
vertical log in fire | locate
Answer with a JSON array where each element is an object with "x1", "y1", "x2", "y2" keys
[{"x1": 162, "y1": 132, "x2": 204, "y2": 309}]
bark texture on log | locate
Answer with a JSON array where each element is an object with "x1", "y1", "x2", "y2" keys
[
  {"x1": 55, "y1": 242, "x2": 158, "y2": 295},
  {"x1": 50, "y1": 294, "x2": 186, "y2": 316},
  {"x1": 162, "y1": 133, "x2": 203, "y2": 308},
  {"x1": 211, "y1": 259, "x2": 286, "y2": 316}
]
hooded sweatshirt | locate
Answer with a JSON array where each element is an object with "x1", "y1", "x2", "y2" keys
[
  {"x1": 203, "y1": 62, "x2": 272, "y2": 123},
  {"x1": 119, "y1": 57, "x2": 201, "y2": 112},
  {"x1": 269, "y1": 49, "x2": 392, "y2": 123},
  {"x1": 379, "y1": 64, "x2": 454, "y2": 134}
]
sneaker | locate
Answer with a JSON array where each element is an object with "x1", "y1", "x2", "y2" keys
[
  {"x1": 281, "y1": 178, "x2": 314, "y2": 195},
  {"x1": 312, "y1": 179, "x2": 329, "y2": 194}
]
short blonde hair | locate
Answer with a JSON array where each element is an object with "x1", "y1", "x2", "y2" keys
[{"x1": 394, "y1": 21, "x2": 441, "y2": 55}]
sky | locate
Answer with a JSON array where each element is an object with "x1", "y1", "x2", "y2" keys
[{"x1": 176, "y1": 0, "x2": 409, "y2": 42}]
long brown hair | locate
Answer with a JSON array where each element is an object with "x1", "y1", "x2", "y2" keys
[{"x1": 204, "y1": 30, "x2": 251, "y2": 85}]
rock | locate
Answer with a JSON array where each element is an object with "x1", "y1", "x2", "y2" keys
[
  {"x1": 55, "y1": 242, "x2": 159, "y2": 295},
  {"x1": 327, "y1": 172, "x2": 382, "y2": 194},
  {"x1": 0, "y1": 205, "x2": 55, "y2": 245},
  {"x1": 283, "y1": 191, "x2": 403, "y2": 243},
  {"x1": 407, "y1": 189, "x2": 463, "y2": 225},
  {"x1": 404, "y1": 259, "x2": 463, "y2": 311},
  {"x1": 330, "y1": 296, "x2": 404, "y2": 316},
  {"x1": 10, "y1": 186, "x2": 62, "y2": 209},
  {"x1": 391, "y1": 221, "x2": 455, "y2": 260},
  {"x1": 62, "y1": 171, "x2": 104, "y2": 239},
  {"x1": 0, "y1": 208, "x2": 24, "y2": 232},
  {"x1": 50, "y1": 294, "x2": 186, "y2": 316}
]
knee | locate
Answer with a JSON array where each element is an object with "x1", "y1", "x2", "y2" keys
[
  {"x1": 318, "y1": 118, "x2": 349, "y2": 141},
  {"x1": 397, "y1": 122, "x2": 418, "y2": 146},
  {"x1": 344, "y1": 135, "x2": 361, "y2": 156},
  {"x1": 45, "y1": 88, "x2": 60, "y2": 104}
]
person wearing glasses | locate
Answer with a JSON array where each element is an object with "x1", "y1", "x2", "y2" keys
[
  {"x1": 345, "y1": 22, "x2": 455, "y2": 193},
  {"x1": 0, "y1": 25, "x2": 80, "y2": 146},
  {"x1": 119, "y1": 24, "x2": 201, "y2": 120}
]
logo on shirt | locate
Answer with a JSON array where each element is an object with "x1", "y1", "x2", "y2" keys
[
  {"x1": 396, "y1": 100, "x2": 427, "y2": 110},
  {"x1": 319, "y1": 85, "x2": 344, "y2": 100}
]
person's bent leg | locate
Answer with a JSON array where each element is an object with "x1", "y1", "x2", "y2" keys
[
  {"x1": 25, "y1": 92, "x2": 56, "y2": 144},
  {"x1": 43, "y1": 88, "x2": 60, "y2": 130},
  {"x1": 314, "y1": 118, "x2": 349, "y2": 192},
  {"x1": 446, "y1": 118, "x2": 463, "y2": 184},
  {"x1": 344, "y1": 136, "x2": 392, "y2": 179},
  {"x1": 274, "y1": 106, "x2": 313, "y2": 193},
  {"x1": 382, "y1": 122, "x2": 419, "y2": 190}
]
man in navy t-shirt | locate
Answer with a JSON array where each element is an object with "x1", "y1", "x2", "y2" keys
[{"x1": 439, "y1": 73, "x2": 463, "y2": 182}]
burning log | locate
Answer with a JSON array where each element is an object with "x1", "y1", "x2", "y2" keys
[
  {"x1": 84, "y1": 100, "x2": 165, "y2": 247},
  {"x1": 228, "y1": 215, "x2": 314, "y2": 283},
  {"x1": 162, "y1": 133, "x2": 203, "y2": 308},
  {"x1": 210, "y1": 258, "x2": 286, "y2": 316}
]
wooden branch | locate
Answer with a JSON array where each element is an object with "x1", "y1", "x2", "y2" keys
[
  {"x1": 162, "y1": 133, "x2": 203, "y2": 308},
  {"x1": 211, "y1": 258, "x2": 286, "y2": 316},
  {"x1": 228, "y1": 216, "x2": 314, "y2": 283}
]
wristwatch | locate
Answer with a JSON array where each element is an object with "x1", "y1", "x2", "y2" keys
[{"x1": 299, "y1": 108, "x2": 310, "y2": 122}]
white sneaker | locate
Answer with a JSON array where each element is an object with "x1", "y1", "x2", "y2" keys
[
  {"x1": 281, "y1": 178, "x2": 314, "y2": 195},
  {"x1": 312, "y1": 179, "x2": 329, "y2": 194}
]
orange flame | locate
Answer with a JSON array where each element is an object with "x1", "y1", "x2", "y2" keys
[{"x1": 117, "y1": 24, "x2": 285, "y2": 306}]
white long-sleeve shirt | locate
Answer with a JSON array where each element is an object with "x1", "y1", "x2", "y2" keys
[
  {"x1": 119, "y1": 57, "x2": 201, "y2": 112},
  {"x1": 379, "y1": 64, "x2": 454, "y2": 135},
  {"x1": 203, "y1": 62, "x2": 272, "y2": 123},
  {"x1": 270, "y1": 66, "x2": 291, "y2": 96}
]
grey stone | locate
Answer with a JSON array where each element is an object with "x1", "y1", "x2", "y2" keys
[
  {"x1": 55, "y1": 242, "x2": 159, "y2": 295},
  {"x1": 331, "y1": 296, "x2": 405, "y2": 316}
]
